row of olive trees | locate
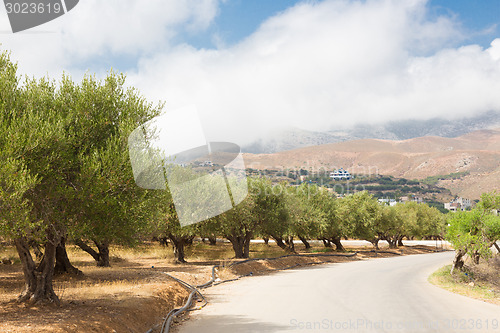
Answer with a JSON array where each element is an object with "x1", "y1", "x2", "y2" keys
[
  {"x1": 0, "y1": 49, "x2": 446, "y2": 304},
  {"x1": 155, "y1": 177, "x2": 447, "y2": 262},
  {"x1": 446, "y1": 192, "x2": 500, "y2": 274}
]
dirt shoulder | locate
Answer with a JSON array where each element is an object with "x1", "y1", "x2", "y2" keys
[{"x1": 0, "y1": 243, "x2": 445, "y2": 333}]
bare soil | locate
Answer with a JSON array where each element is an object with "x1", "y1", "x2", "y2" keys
[{"x1": 0, "y1": 243, "x2": 443, "y2": 333}]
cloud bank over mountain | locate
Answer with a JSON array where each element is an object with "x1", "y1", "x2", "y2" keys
[{"x1": 127, "y1": 0, "x2": 500, "y2": 145}]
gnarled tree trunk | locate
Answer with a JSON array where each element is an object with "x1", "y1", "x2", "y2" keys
[
  {"x1": 451, "y1": 248, "x2": 466, "y2": 274},
  {"x1": 243, "y1": 233, "x2": 251, "y2": 258},
  {"x1": 271, "y1": 235, "x2": 288, "y2": 251},
  {"x1": 285, "y1": 236, "x2": 295, "y2": 252},
  {"x1": 15, "y1": 236, "x2": 60, "y2": 305},
  {"x1": 330, "y1": 236, "x2": 345, "y2": 251},
  {"x1": 28, "y1": 239, "x2": 43, "y2": 261},
  {"x1": 74, "y1": 239, "x2": 110, "y2": 267},
  {"x1": 298, "y1": 235, "x2": 311, "y2": 249},
  {"x1": 168, "y1": 234, "x2": 187, "y2": 263},
  {"x1": 54, "y1": 237, "x2": 83, "y2": 276},
  {"x1": 226, "y1": 232, "x2": 252, "y2": 259},
  {"x1": 158, "y1": 237, "x2": 168, "y2": 247},
  {"x1": 271, "y1": 234, "x2": 295, "y2": 253},
  {"x1": 94, "y1": 241, "x2": 110, "y2": 267},
  {"x1": 208, "y1": 236, "x2": 217, "y2": 246},
  {"x1": 322, "y1": 238, "x2": 332, "y2": 248},
  {"x1": 386, "y1": 237, "x2": 398, "y2": 249}
]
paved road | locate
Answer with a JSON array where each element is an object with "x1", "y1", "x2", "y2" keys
[{"x1": 177, "y1": 252, "x2": 499, "y2": 333}]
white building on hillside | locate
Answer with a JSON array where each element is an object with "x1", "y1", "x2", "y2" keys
[
  {"x1": 378, "y1": 198, "x2": 397, "y2": 206},
  {"x1": 329, "y1": 168, "x2": 352, "y2": 180},
  {"x1": 444, "y1": 197, "x2": 472, "y2": 212}
]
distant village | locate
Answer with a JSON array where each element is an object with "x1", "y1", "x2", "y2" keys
[
  {"x1": 200, "y1": 163, "x2": 481, "y2": 213},
  {"x1": 327, "y1": 168, "x2": 476, "y2": 212},
  {"x1": 294, "y1": 168, "x2": 474, "y2": 212}
]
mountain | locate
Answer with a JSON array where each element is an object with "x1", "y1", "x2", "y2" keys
[
  {"x1": 242, "y1": 128, "x2": 500, "y2": 200},
  {"x1": 243, "y1": 111, "x2": 500, "y2": 153}
]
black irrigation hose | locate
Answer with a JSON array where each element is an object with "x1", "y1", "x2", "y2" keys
[
  {"x1": 143, "y1": 272, "x2": 208, "y2": 333},
  {"x1": 160, "y1": 290, "x2": 196, "y2": 333},
  {"x1": 196, "y1": 265, "x2": 219, "y2": 289}
]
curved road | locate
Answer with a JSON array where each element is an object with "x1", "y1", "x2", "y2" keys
[{"x1": 177, "y1": 252, "x2": 499, "y2": 333}]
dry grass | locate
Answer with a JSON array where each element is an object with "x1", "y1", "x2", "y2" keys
[
  {"x1": 0, "y1": 245, "x2": 19, "y2": 263},
  {"x1": 429, "y1": 259, "x2": 500, "y2": 305}
]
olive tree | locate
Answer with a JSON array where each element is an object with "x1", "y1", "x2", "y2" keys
[
  {"x1": 0, "y1": 50, "x2": 161, "y2": 303},
  {"x1": 313, "y1": 189, "x2": 348, "y2": 251},
  {"x1": 63, "y1": 73, "x2": 161, "y2": 267},
  {"x1": 251, "y1": 178, "x2": 291, "y2": 252},
  {"x1": 338, "y1": 191, "x2": 382, "y2": 249},
  {"x1": 0, "y1": 51, "x2": 69, "y2": 304},
  {"x1": 287, "y1": 183, "x2": 326, "y2": 249},
  {"x1": 447, "y1": 192, "x2": 500, "y2": 273}
]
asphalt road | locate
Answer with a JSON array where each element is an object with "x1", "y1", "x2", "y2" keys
[{"x1": 177, "y1": 252, "x2": 499, "y2": 333}]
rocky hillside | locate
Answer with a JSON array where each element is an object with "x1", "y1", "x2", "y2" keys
[{"x1": 243, "y1": 129, "x2": 500, "y2": 200}]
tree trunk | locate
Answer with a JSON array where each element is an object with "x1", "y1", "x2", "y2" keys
[
  {"x1": 208, "y1": 236, "x2": 217, "y2": 246},
  {"x1": 243, "y1": 233, "x2": 252, "y2": 258},
  {"x1": 54, "y1": 237, "x2": 83, "y2": 276},
  {"x1": 298, "y1": 235, "x2": 311, "y2": 249},
  {"x1": 226, "y1": 232, "x2": 252, "y2": 259},
  {"x1": 371, "y1": 239, "x2": 380, "y2": 250},
  {"x1": 75, "y1": 239, "x2": 100, "y2": 261},
  {"x1": 185, "y1": 235, "x2": 195, "y2": 246},
  {"x1": 15, "y1": 237, "x2": 60, "y2": 305},
  {"x1": 284, "y1": 236, "x2": 295, "y2": 252},
  {"x1": 262, "y1": 237, "x2": 269, "y2": 245},
  {"x1": 168, "y1": 234, "x2": 187, "y2": 263},
  {"x1": 330, "y1": 236, "x2": 345, "y2": 251},
  {"x1": 28, "y1": 239, "x2": 44, "y2": 261},
  {"x1": 397, "y1": 236, "x2": 404, "y2": 247},
  {"x1": 493, "y1": 242, "x2": 500, "y2": 254},
  {"x1": 322, "y1": 238, "x2": 332, "y2": 248},
  {"x1": 74, "y1": 239, "x2": 110, "y2": 267},
  {"x1": 227, "y1": 235, "x2": 245, "y2": 258},
  {"x1": 471, "y1": 250, "x2": 480, "y2": 265},
  {"x1": 271, "y1": 235, "x2": 288, "y2": 251},
  {"x1": 94, "y1": 241, "x2": 110, "y2": 267},
  {"x1": 386, "y1": 237, "x2": 397, "y2": 249},
  {"x1": 158, "y1": 237, "x2": 168, "y2": 247},
  {"x1": 451, "y1": 248, "x2": 466, "y2": 274}
]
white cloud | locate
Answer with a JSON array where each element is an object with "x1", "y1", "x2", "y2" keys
[
  {"x1": 0, "y1": 0, "x2": 220, "y2": 77},
  {"x1": 128, "y1": 0, "x2": 500, "y2": 145}
]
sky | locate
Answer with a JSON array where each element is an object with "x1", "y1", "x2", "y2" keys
[{"x1": 0, "y1": 0, "x2": 499, "y2": 146}]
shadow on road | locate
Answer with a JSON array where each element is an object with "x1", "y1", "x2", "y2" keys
[{"x1": 178, "y1": 314, "x2": 292, "y2": 332}]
